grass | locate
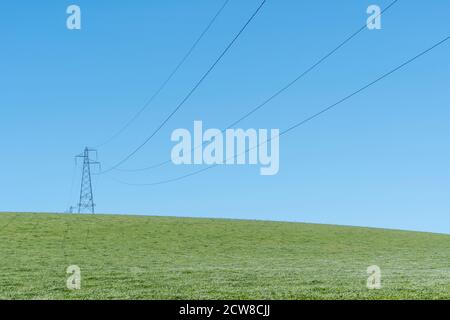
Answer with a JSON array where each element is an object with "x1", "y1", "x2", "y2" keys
[{"x1": 0, "y1": 212, "x2": 450, "y2": 299}]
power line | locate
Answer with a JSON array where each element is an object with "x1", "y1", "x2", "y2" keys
[
  {"x1": 115, "y1": 0, "x2": 399, "y2": 173},
  {"x1": 110, "y1": 36, "x2": 450, "y2": 186},
  {"x1": 104, "y1": 1, "x2": 266, "y2": 172},
  {"x1": 95, "y1": 0, "x2": 231, "y2": 149},
  {"x1": 100, "y1": 0, "x2": 267, "y2": 174}
]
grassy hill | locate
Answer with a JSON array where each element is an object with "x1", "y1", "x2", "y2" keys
[{"x1": 0, "y1": 212, "x2": 449, "y2": 299}]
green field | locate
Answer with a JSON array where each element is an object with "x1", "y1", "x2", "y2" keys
[{"x1": 0, "y1": 212, "x2": 449, "y2": 299}]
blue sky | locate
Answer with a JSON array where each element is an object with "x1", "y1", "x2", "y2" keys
[{"x1": 0, "y1": 0, "x2": 449, "y2": 233}]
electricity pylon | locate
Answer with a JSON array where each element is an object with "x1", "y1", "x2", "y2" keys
[{"x1": 76, "y1": 147, "x2": 100, "y2": 214}]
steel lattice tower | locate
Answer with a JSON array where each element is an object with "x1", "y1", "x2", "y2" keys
[{"x1": 76, "y1": 147, "x2": 100, "y2": 214}]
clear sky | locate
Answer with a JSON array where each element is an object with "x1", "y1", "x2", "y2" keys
[{"x1": 1, "y1": 0, "x2": 449, "y2": 234}]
